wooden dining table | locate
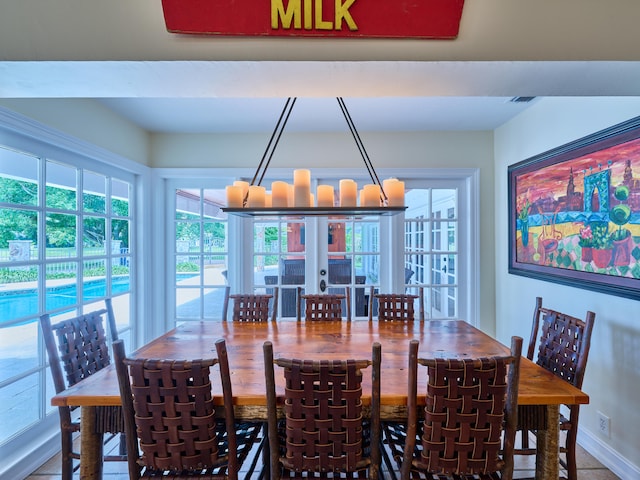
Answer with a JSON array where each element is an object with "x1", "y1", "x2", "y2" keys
[{"x1": 52, "y1": 319, "x2": 589, "y2": 480}]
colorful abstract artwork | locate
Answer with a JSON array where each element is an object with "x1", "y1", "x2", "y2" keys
[{"x1": 508, "y1": 116, "x2": 640, "y2": 299}]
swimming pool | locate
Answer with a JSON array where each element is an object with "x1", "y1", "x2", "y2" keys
[{"x1": 0, "y1": 276, "x2": 130, "y2": 326}]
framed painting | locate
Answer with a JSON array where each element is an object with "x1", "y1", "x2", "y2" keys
[{"x1": 508, "y1": 115, "x2": 640, "y2": 300}]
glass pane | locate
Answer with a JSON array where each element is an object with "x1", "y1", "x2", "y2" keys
[
  {"x1": 46, "y1": 213, "x2": 77, "y2": 258},
  {"x1": 0, "y1": 322, "x2": 38, "y2": 384},
  {"x1": 0, "y1": 373, "x2": 40, "y2": 443},
  {"x1": 177, "y1": 256, "x2": 201, "y2": 284},
  {"x1": 176, "y1": 222, "x2": 200, "y2": 244},
  {"x1": 203, "y1": 221, "x2": 226, "y2": 253},
  {"x1": 404, "y1": 219, "x2": 427, "y2": 251},
  {"x1": 110, "y1": 293, "x2": 131, "y2": 334},
  {"x1": 344, "y1": 222, "x2": 354, "y2": 253},
  {"x1": 111, "y1": 178, "x2": 130, "y2": 217},
  {"x1": 112, "y1": 219, "x2": 130, "y2": 255},
  {"x1": 0, "y1": 208, "x2": 38, "y2": 261},
  {"x1": 113, "y1": 272, "x2": 131, "y2": 295},
  {"x1": 432, "y1": 221, "x2": 457, "y2": 252},
  {"x1": 176, "y1": 288, "x2": 200, "y2": 318},
  {"x1": 202, "y1": 189, "x2": 224, "y2": 219},
  {"x1": 328, "y1": 221, "x2": 347, "y2": 253},
  {"x1": 83, "y1": 216, "x2": 106, "y2": 255},
  {"x1": 175, "y1": 189, "x2": 201, "y2": 219},
  {"x1": 286, "y1": 222, "x2": 305, "y2": 254},
  {"x1": 83, "y1": 260, "x2": 107, "y2": 301},
  {"x1": 46, "y1": 161, "x2": 77, "y2": 210},
  {"x1": 406, "y1": 188, "x2": 430, "y2": 218},
  {"x1": 353, "y1": 221, "x2": 379, "y2": 253},
  {"x1": 46, "y1": 263, "x2": 77, "y2": 311},
  {"x1": 204, "y1": 255, "x2": 226, "y2": 286},
  {"x1": 355, "y1": 254, "x2": 379, "y2": 285},
  {"x1": 433, "y1": 189, "x2": 457, "y2": 217},
  {"x1": 0, "y1": 266, "x2": 39, "y2": 320},
  {"x1": 0, "y1": 147, "x2": 38, "y2": 206},
  {"x1": 83, "y1": 171, "x2": 106, "y2": 213},
  {"x1": 203, "y1": 287, "x2": 227, "y2": 318}
]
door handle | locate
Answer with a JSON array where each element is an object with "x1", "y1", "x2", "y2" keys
[{"x1": 320, "y1": 279, "x2": 327, "y2": 292}]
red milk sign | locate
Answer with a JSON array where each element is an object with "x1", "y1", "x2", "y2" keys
[{"x1": 161, "y1": 0, "x2": 465, "y2": 39}]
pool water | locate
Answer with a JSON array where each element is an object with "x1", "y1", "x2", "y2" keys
[{"x1": 0, "y1": 277, "x2": 130, "y2": 326}]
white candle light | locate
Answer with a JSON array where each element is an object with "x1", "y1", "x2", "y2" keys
[
  {"x1": 246, "y1": 185, "x2": 266, "y2": 207},
  {"x1": 271, "y1": 181, "x2": 289, "y2": 208},
  {"x1": 317, "y1": 185, "x2": 335, "y2": 207},
  {"x1": 383, "y1": 178, "x2": 405, "y2": 207},
  {"x1": 362, "y1": 184, "x2": 381, "y2": 207},
  {"x1": 233, "y1": 180, "x2": 250, "y2": 205},
  {"x1": 293, "y1": 169, "x2": 311, "y2": 207},
  {"x1": 226, "y1": 185, "x2": 243, "y2": 207},
  {"x1": 339, "y1": 179, "x2": 357, "y2": 207}
]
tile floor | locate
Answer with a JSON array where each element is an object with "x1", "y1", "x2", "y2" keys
[{"x1": 27, "y1": 438, "x2": 621, "y2": 480}]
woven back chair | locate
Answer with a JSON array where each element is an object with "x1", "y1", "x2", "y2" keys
[
  {"x1": 113, "y1": 338, "x2": 262, "y2": 480},
  {"x1": 296, "y1": 286, "x2": 351, "y2": 321},
  {"x1": 222, "y1": 285, "x2": 279, "y2": 322},
  {"x1": 263, "y1": 341, "x2": 381, "y2": 479},
  {"x1": 383, "y1": 336, "x2": 522, "y2": 480},
  {"x1": 40, "y1": 305, "x2": 125, "y2": 480},
  {"x1": 370, "y1": 289, "x2": 424, "y2": 322},
  {"x1": 517, "y1": 297, "x2": 595, "y2": 480}
]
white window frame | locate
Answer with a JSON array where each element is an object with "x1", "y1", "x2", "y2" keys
[
  {"x1": 160, "y1": 167, "x2": 479, "y2": 326},
  {"x1": 0, "y1": 107, "x2": 148, "y2": 479}
]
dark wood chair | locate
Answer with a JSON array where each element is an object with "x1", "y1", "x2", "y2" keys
[
  {"x1": 296, "y1": 286, "x2": 352, "y2": 321},
  {"x1": 263, "y1": 341, "x2": 382, "y2": 479},
  {"x1": 40, "y1": 305, "x2": 125, "y2": 480},
  {"x1": 516, "y1": 297, "x2": 595, "y2": 480},
  {"x1": 113, "y1": 338, "x2": 262, "y2": 479},
  {"x1": 222, "y1": 285, "x2": 279, "y2": 321},
  {"x1": 383, "y1": 336, "x2": 522, "y2": 480},
  {"x1": 368, "y1": 288, "x2": 424, "y2": 322}
]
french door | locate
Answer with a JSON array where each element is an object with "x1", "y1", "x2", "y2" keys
[
  {"x1": 247, "y1": 215, "x2": 386, "y2": 318},
  {"x1": 167, "y1": 170, "x2": 477, "y2": 325}
]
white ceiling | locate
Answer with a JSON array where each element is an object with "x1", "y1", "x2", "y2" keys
[
  {"x1": 3, "y1": 61, "x2": 640, "y2": 133},
  {"x1": 97, "y1": 96, "x2": 535, "y2": 133}
]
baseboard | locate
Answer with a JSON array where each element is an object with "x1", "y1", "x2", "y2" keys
[
  {"x1": 579, "y1": 427, "x2": 640, "y2": 479},
  {"x1": 0, "y1": 429, "x2": 60, "y2": 480}
]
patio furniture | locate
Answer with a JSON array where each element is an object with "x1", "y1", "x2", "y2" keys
[{"x1": 263, "y1": 340, "x2": 381, "y2": 479}]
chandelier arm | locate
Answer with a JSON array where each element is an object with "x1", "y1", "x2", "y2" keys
[
  {"x1": 336, "y1": 97, "x2": 388, "y2": 202},
  {"x1": 251, "y1": 97, "x2": 296, "y2": 187}
]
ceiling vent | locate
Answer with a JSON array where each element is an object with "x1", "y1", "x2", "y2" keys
[{"x1": 509, "y1": 96, "x2": 536, "y2": 103}]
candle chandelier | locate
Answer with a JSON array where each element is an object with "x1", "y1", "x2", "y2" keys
[{"x1": 222, "y1": 97, "x2": 406, "y2": 217}]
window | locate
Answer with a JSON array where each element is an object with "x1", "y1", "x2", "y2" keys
[
  {"x1": 0, "y1": 144, "x2": 135, "y2": 451},
  {"x1": 404, "y1": 185, "x2": 468, "y2": 320},
  {"x1": 167, "y1": 171, "x2": 477, "y2": 324},
  {"x1": 174, "y1": 188, "x2": 229, "y2": 321}
]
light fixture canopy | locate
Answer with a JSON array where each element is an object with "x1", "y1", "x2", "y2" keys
[{"x1": 222, "y1": 97, "x2": 406, "y2": 217}]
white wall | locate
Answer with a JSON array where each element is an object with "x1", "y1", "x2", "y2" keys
[
  {"x1": 0, "y1": 99, "x2": 150, "y2": 166},
  {"x1": 153, "y1": 129, "x2": 497, "y2": 332},
  {"x1": 2, "y1": 1, "x2": 640, "y2": 61},
  {"x1": 494, "y1": 97, "x2": 640, "y2": 476}
]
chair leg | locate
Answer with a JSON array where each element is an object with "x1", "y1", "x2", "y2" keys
[
  {"x1": 565, "y1": 430, "x2": 578, "y2": 480},
  {"x1": 119, "y1": 433, "x2": 127, "y2": 456},
  {"x1": 60, "y1": 430, "x2": 74, "y2": 480}
]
